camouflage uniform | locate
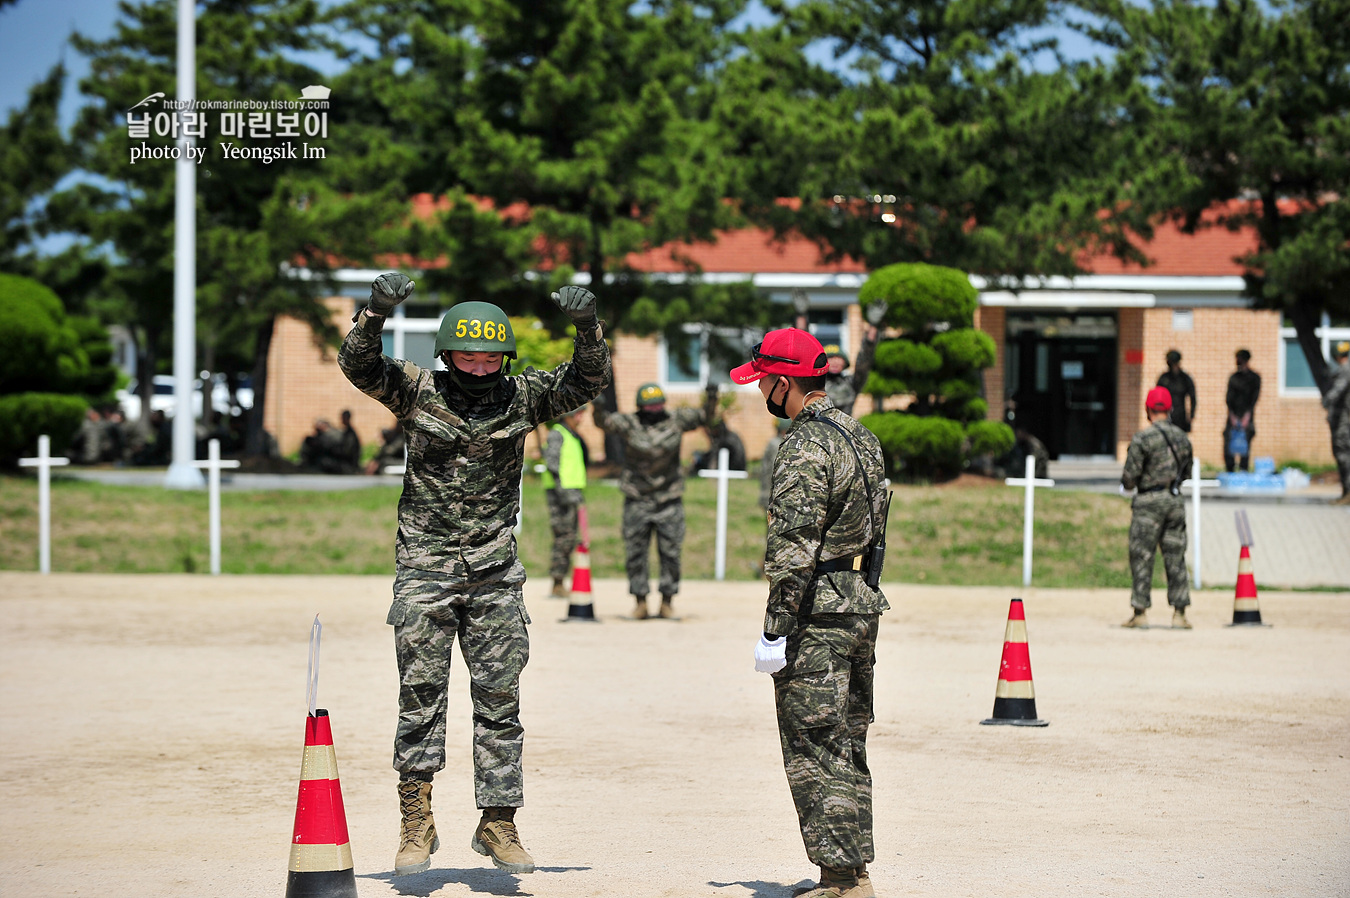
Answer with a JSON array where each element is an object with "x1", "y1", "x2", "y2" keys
[
  {"x1": 339, "y1": 308, "x2": 610, "y2": 803},
  {"x1": 1323, "y1": 358, "x2": 1350, "y2": 498},
  {"x1": 543, "y1": 424, "x2": 584, "y2": 582},
  {"x1": 764, "y1": 398, "x2": 890, "y2": 871},
  {"x1": 593, "y1": 403, "x2": 708, "y2": 598},
  {"x1": 822, "y1": 337, "x2": 877, "y2": 418},
  {"x1": 1122, "y1": 421, "x2": 1193, "y2": 612}
]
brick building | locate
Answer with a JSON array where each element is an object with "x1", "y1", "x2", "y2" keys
[{"x1": 266, "y1": 216, "x2": 1347, "y2": 468}]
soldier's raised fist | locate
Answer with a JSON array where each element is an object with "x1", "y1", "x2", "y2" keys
[
  {"x1": 368, "y1": 273, "x2": 415, "y2": 317},
  {"x1": 550, "y1": 285, "x2": 597, "y2": 323}
]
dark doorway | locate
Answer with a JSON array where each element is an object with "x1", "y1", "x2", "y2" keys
[{"x1": 1005, "y1": 313, "x2": 1118, "y2": 459}]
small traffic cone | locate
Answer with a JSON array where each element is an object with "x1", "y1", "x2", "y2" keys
[
  {"x1": 560, "y1": 543, "x2": 598, "y2": 622},
  {"x1": 1228, "y1": 545, "x2": 1269, "y2": 627},
  {"x1": 286, "y1": 710, "x2": 357, "y2": 898},
  {"x1": 981, "y1": 598, "x2": 1048, "y2": 727}
]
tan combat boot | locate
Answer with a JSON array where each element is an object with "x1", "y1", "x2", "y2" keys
[
  {"x1": 471, "y1": 807, "x2": 535, "y2": 873},
  {"x1": 1172, "y1": 608, "x2": 1193, "y2": 629},
  {"x1": 632, "y1": 596, "x2": 649, "y2": 619},
  {"x1": 393, "y1": 780, "x2": 439, "y2": 876},
  {"x1": 657, "y1": 594, "x2": 675, "y2": 618},
  {"x1": 549, "y1": 577, "x2": 568, "y2": 598},
  {"x1": 794, "y1": 865, "x2": 865, "y2": 898},
  {"x1": 1122, "y1": 610, "x2": 1149, "y2": 629}
]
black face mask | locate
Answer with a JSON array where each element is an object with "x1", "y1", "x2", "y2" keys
[
  {"x1": 448, "y1": 359, "x2": 509, "y2": 397},
  {"x1": 826, "y1": 371, "x2": 844, "y2": 382},
  {"x1": 637, "y1": 409, "x2": 669, "y2": 426},
  {"x1": 765, "y1": 377, "x2": 790, "y2": 420}
]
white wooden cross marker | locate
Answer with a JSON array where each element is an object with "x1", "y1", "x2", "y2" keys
[
  {"x1": 18, "y1": 435, "x2": 70, "y2": 574},
  {"x1": 697, "y1": 447, "x2": 748, "y2": 580},
  {"x1": 191, "y1": 439, "x2": 240, "y2": 575},
  {"x1": 1180, "y1": 457, "x2": 1219, "y2": 589},
  {"x1": 1005, "y1": 454, "x2": 1055, "y2": 587}
]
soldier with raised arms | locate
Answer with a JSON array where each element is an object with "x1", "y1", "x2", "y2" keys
[
  {"x1": 339, "y1": 273, "x2": 610, "y2": 877},
  {"x1": 734, "y1": 327, "x2": 890, "y2": 898}
]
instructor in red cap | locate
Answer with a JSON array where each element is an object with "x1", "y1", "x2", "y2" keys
[
  {"x1": 1121, "y1": 386, "x2": 1195, "y2": 629},
  {"x1": 734, "y1": 328, "x2": 890, "y2": 898}
]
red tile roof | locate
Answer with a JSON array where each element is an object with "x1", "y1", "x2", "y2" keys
[{"x1": 404, "y1": 193, "x2": 1282, "y2": 278}]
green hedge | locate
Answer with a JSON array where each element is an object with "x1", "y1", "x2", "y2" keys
[{"x1": 0, "y1": 393, "x2": 89, "y2": 465}]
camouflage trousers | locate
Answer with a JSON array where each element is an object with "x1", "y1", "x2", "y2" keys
[
  {"x1": 389, "y1": 562, "x2": 531, "y2": 808},
  {"x1": 622, "y1": 495, "x2": 685, "y2": 597},
  {"x1": 1331, "y1": 416, "x2": 1350, "y2": 496},
  {"x1": 1129, "y1": 494, "x2": 1191, "y2": 611},
  {"x1": 546, "y1": 489, "x2": 582, "y2": 581},
  {"x1": 773, "y1": 612, "x2": 880, "y2": 869}
]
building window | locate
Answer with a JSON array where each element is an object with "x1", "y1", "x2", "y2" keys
[
  {"x1": 1172, "y1": 309, "x2": 1193, "y2": 331},
  {"x1": 659, "y1": 311, "x2": 847, "y2": 388},
  {"x1": 1278, "y1": 313, "x2": 1350, "y2": 397},
  {"x1": 381, "y1": 304, "x2": 446, "y2": 370}
]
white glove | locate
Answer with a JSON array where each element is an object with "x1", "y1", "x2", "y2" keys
[{"x1": 754, "y1": 634, "x2": 787, "y2": 674}]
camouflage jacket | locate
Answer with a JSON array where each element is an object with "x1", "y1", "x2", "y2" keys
[
  {"x1": 1323, "y1": 362, "x2": 1350, "y2": 427},
  {"x1": 339, "y1": 309, "x2": 610, "y2": 576},
  {"x1": 764, "y1": 398, "x2": 890, "y2": 637},
  {"x1": 1122, "y1": 421, "x2": 1192, "y2": 501},
  {"x1": 592, "y1": 404, "x2": 707, "y2": 501}
]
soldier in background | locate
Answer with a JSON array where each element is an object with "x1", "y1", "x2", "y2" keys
[
  {"x1": 1156, "y1": 350, "x2": 1196, "y2": 432},
  {"x1": 337, "y1": 409, "x2": 362, "y2": 474},
  {"x1": 692, "y1": 417, "x2": 746, "y2": 473},
  {"x1": 299, "y1": 418, "x2": 346, "y2": 473},
  {"x1": 594, "y1": 381, "x2": 718, "y2": 619},
  {"x1": 1122, "y1": 386, "x2": 1194, "y2": 630},
  {"x1": 1224, "y1": 349, "x2": 1261, "y2": 472},
  {"x1": 736, "y1": 328, "x2": 889, "y2": 898},
  {"x1": 1009, "y1": 426, "x2": 1050, "y2": 480},
  {"x1": 1323, "y1": 341, "x2": 1350, "y2": 506},
  {"x1": 340, "y1": 273, "x2": 609, "y2": 878},
  {"x1": 366, "y1": 423, "x2": 407, "y2": 474},
  {"x1": 67, "y1": 407, "x2": 106, "y2": 465},
  {"x1": 542, "y1": 406, "x2": 589, "y2": 596},
  {"x1": 820, "y1": 299, "x2": 887, "y2": 416}
]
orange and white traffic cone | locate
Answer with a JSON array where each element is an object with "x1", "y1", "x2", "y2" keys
[
  {"x1": 285, "y1": 710, "x2": 357, "y2": 898},
  {"x1": 980, "y1": 598, "x2": 1048, "y2": 727},
  {"x1": 560, "y1": 543, "x2": 598, "y2": 622},
  {"x1": 1228, "y1": 545, "x2": 1268, "y2": 626}
]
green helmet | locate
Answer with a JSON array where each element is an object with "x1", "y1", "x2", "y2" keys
[
  {"x1": 635, "y1": 383, "x2": 666, "y2": 407},
  {"x1": 435, "y1": 301, "x2": 517, "y2": 359}
]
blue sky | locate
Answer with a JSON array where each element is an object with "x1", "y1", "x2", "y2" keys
[{"x1": 0, "y1": 0, "x2": 121, "y2": 121}]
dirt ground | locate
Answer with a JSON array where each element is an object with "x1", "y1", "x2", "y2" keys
[{"x1": 1, "y1": 572, "x2": 1347, "y2": 898}]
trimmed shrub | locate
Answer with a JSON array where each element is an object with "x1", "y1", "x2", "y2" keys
[
  {"x1": 0, "y1": 393, "x2": 88, "y2": 465},
  {"x1": 931, "y1": 328, "x2": 996, "y2": 370},
  {"x1": 966, "y1": 419, "x2": 1015, "y2": 457},
  {"x1": 857, "y1": 262, "x2": 978, "y2": 333},
  {"x1": 874, "y1": 338, "x2": 943, "y2": 378},
  {"x1": 861, "y1": 411, "x2": 965, "y2": 479}
]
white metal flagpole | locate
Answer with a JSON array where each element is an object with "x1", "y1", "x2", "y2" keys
[
  {"x1": 165, "y1": 0, "x2": 203, "y2": 489},
  {"x1": 191, "y1": 438, "x2": 241, "y2": 574},
  {"x1": 1005, "y1": 454, "x2": 1055, "y2": 587},
  {"x1": 18, "y1": 435, "x2": 70, "y2": 574},
  {"x1": 697, "y1": 446, "x2": 748, "y2": 581}
]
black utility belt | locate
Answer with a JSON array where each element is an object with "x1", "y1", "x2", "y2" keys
[
  {"x1": 1137, "y1": 485, "x2": 1180, "y2": 496},
  {"x1": 814, "y1": 554, "x2": 867, "y2": 576}
]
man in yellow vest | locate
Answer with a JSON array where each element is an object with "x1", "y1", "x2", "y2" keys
[{"x1": 543, "y1": 406, "x2": 590, "y2": 596}]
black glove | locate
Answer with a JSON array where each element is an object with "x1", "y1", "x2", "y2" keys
[
  {"x1": 865, "y1": 297, "x2": 888, "y2": 327},
  {"x1": 368, "y1": 273, "x2": 415, "y2": 317},
  {"x1": 551, "y1": 285, "x2": 598, "y2": 328}
]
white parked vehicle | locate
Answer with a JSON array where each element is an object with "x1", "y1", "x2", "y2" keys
[{"x1": 117, "y1": 374, "x2": 253, "y2": 421}]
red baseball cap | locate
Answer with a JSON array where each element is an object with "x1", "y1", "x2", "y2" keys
[
  {"x1": 730, "y1": 328, "x2": 829, "y2": 384},
  {"x1": 1145, "y1": 386, "x2": 1173, "y2": 412}
]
